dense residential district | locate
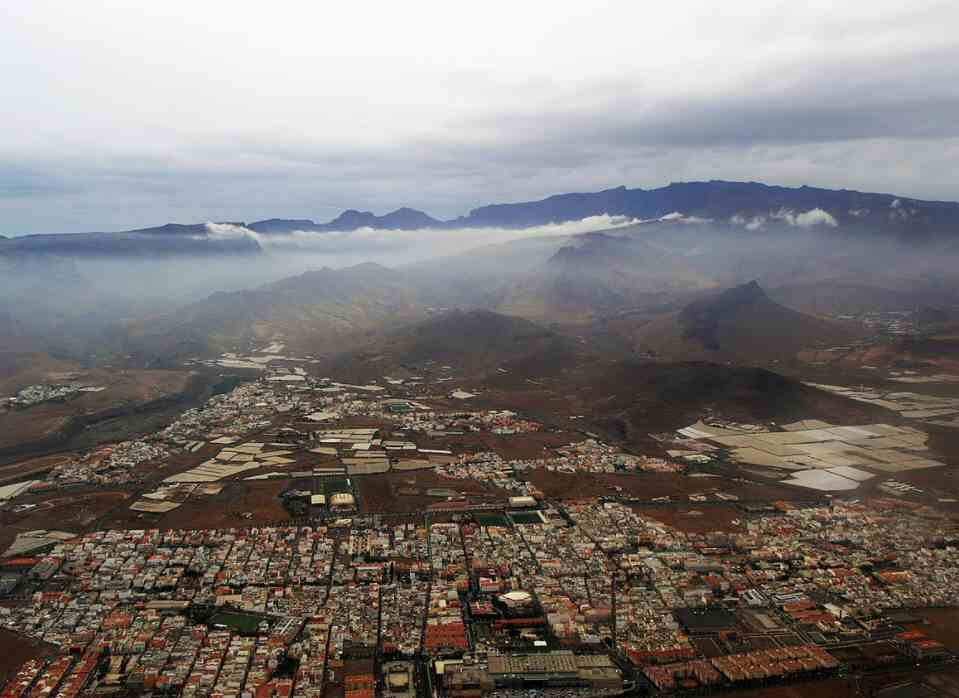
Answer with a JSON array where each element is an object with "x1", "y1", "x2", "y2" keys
[{"x1": 2, "y1": 367, "x2": 959, "y2": 697}]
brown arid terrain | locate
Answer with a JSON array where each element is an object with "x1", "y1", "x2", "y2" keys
[
  {"x1": 101, "y1": 480, "x2": 292, "y2": 531},
  {"x1": 631, "y1": 503, "x2": 746, "y2": 534},
  {"x1": 0, "y1": 365, "x2": 193, "y2": 453},
  {"x1": 0, "y1": 453, "x2": 75, "y2": 486},
  {"x1": 118, "y1": 262, "x2": 431, "y2": 361},
  {"x1": 626, "y1": 281, "x2": 863, "y2": 363},
  {"x1": 724, "y1": 677, "x2": 855, "y2": 698},
  {"x1": 571, "y1": 360, "x2": 894, "y2": 437},
  {"x1": 0, "y1": 629, "x2": 57, "y2": 686},
  {"x1": 799, "y1": 336, "x2": 959, "y2": 373},
  {"x1": 905, "y1": 608, "x2": 959, "y2": 651},
  {"x1": 355, "y1": 471, "x2": 509, "y2": 514},
  {"x1": 524, "y1": 468, "x2": 821, "y2": 502},
  {"x1": 469, "y1": 353, "x2": 899, "y2": 455},
  {"x1": 322, "y1": 309, "x2": 585, "y2": 383},
  {"x1": 0, "y1": 352, "x2": 81, "y2": 389},
  {"x1": 0, "y1": 355, "x2": 191, "y2": 405},
  {"x1": 0, "y1": 489, "x2": 129, "y2": 553},
  {"x1": 428, "y1": 431, "x2": 579, "y2": 460}
]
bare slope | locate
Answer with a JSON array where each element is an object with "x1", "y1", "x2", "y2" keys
[
  {"x1": 495, "y1": 230, "x2": 715, "y2": 322},
  {"x1": 119, "y1": 262, "x2": 428, "y2": 362},
  {"x1": 573, "y1": 360, "x2": 891, "y2": 444},
  {"x1": 322, "y1": 309, "x2": 585, "y2": 382},
  {"x1": 629, "y1": 281, "x2": 862, "y2": 362}
]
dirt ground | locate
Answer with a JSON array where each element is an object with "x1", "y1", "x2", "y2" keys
[
  {"x1": 631, "y1": 504, "x2": 745, "y2": 534},
  {"x1": 432, "y1": 431, "x2": 578, "y2": 460},
  {"x1": 724, "y1": 677, "x2": 853, "y2": 698},
  {"x1": 905, "y1": 607, "x2": 959, "y2": 651},
  {"x1": 524, "y1": 469, "x2": 814, "y2": 502},
  {"x1": 100, "y1": 480, "x2": 291, "y2": 531},
  {"x1": 474, "y1": 386, "x2": 591, "y2": 423},
  {"x1": 0, "y1": 409, "x2": 72, "y2": 450},
  {"x1": 0, "y1": 352, "x2": 81, "y2": 392},
  {"x1": 355, "y1": 471, "x2": 508, "y2": 514},
  {"x1": 0, "y1": 366, "x2": 190, "y2": 406},
  {"x1": 799, "y1": 340, "x2": 959, "y2": 374},
  {"x1": 871, "y1": 465, "x2": 959, "y2": 499},
  {"x1": 0, "y1": 628, "x2": 57, "y2": 685},
  {"x1": 745, "y1": 654, "x2": 959, "y2": 696},
  {"x1": 0, "y1": 489, "x2": 129, "y2": 554},
  {"x1": 0, "y1": 453, "x2": 75, "y2": 486},
  {"x1": 0, "y1": 368, "x2": 192, "y2": 450}
]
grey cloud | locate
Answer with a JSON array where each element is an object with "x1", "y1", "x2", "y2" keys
[
  {"x1": 457, "y1": 44, "x2": 959, "y2": 157},
  {"x1": 2, "y1": 2, "x2": 958, "y2": 233}
]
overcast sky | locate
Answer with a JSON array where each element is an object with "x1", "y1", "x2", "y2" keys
[{"x1": 2, "y1": 0, "x2": 958, "y2": 233}]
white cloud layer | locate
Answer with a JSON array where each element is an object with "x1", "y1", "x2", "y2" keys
[
  {"x1": 771, "y1": 208, "x2": 839, "y2": 227},
  {"x1": 206, "y1": 214, "x2": 641, "y2": 266}
]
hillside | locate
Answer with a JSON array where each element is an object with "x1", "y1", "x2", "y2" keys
[
  {"x1": 0, "y1": 223, "x2": 261, "y2": 258},
  {"x1": 117, "y1": 263, "x2": 429, "y2": 363},
  {"x1": 573, "y1": 360, "x2": 891, "y2": 443},
  {"x1": 485, "y1": 230, "x2": 715, "y2": 322},
  {"x1": 6, "y1": 178, "x2": 958, "y2": 368},
  {"x1": 626, "y1": 281, "x2": 862, "y2": 362},
  {"x1": 768, "y1": 281, "x2": 959, "y2": 316},
  {"x1": 322, "y1": 309, "x2": 585, "y2": 382}
]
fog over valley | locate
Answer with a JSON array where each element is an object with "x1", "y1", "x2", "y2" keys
[{"x1": 4, "y1": 179, "x2": 959, "y2": 367}]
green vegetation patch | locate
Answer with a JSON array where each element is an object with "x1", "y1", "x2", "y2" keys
[
  {"x1": 474, "y1": 512, "x2": 509, "y2": 527},
  {"x1": 210, "y1": 611, "x2": 268, "y2": 634},
  {"x1": 508, "y1": 511, "x2": 544, "y2": 525}
]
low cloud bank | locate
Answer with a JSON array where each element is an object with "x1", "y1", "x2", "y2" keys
[
  {"x1": 772, "y1": 207, "x2": 839, "y2": 227},
  {"x1": 657, "y1": 212, "x2": 712, "y2": 224},
  {"x1": 205, "y1": 214, "x2": 641, "y2": 267},
  {"x1": 730, "y1": 208, "x2": 838, "y2": 230}
]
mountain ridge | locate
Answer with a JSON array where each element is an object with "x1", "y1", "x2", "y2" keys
[
  {"x1": 0, "y1": 223, "x2": 261, "y2": 257},
  {"x1": 248, "y1": 207, "x2": 441, "y2": 234},
  {"x1": 457, "y1": 180, "x2": 959, "y2": 236},
  {"x1": 321, "y1": 308, "x2": 584, "y2": 382},
  {"x1": 7, "y1": 179, "x2": 959, "y2": 244},
  {"x1": 627, "y1": 280, "x2": 863, "y2": 362}
]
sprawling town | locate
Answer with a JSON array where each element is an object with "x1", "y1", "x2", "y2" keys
[{"x1": 3, "y1": 367, "x2": 959, "y2": 698}]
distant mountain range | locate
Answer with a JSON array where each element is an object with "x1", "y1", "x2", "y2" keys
[
  {"x1": 456, "y1": 181, "x2": 959, "y2": 235},
  {"x1": 0, "y1": 223, "x2": 260, "y2": 258},
  {"x1": 250, "y1": 180, "x2": 959, "y2": 237},
  {"x1": 248, "y1": 207, "x2": 441, "y2": 234},
  {"x1": 4, "y1": 180, "x2": 959, "y2": 258}
]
